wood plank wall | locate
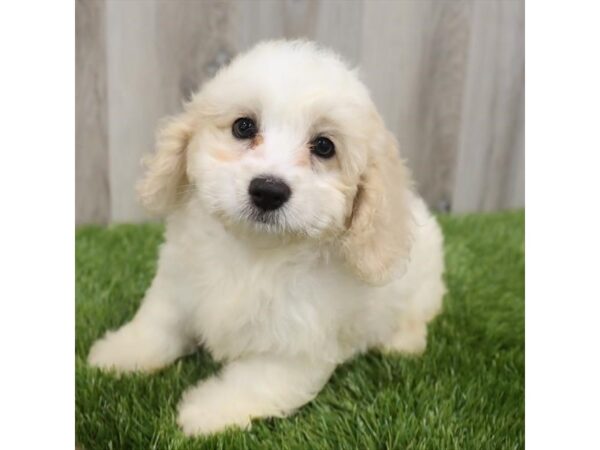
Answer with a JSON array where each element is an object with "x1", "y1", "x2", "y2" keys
[
  {"x1": 76, "y1": 0, "x2": 110, "y2": 224},
  {"x1": 76, "y1": 0, "x2": 524, "y2": 224}
]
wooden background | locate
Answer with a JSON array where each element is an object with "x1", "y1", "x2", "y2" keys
[{"x1": 76, "y1": 0, "x2": 524, "y2": 224}]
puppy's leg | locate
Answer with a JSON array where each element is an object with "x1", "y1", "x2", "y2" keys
[
  {"x1": 87, "y1": 277, "x2": 193, "y2": 373},
  {"x1": 177, "y1": 354, "x2": 335, "y2": 436},
  {"x1": 381, "y1": 282, "x2": 445, "y2": 356}
]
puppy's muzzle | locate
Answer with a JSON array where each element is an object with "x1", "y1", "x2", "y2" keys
[{"x1": 248, "y1": 176, "x2": 291, "y2": 211}]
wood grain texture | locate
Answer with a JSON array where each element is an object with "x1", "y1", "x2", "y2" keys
[
  {"x1": 361, "y1": 0, "x2": 473, "y2": 212},
  {"x1": 76, "y1": 0, "x2": 524, "y2": 223},
  {"x1": 76, "y1": 0, "x2": 110, "y2": 225},
  {"x1": 106, "y1": 0, "x2": 233, "y2": 222},
  {"x1": 105, "y1": 0, "x2": 159, "y2": 223},
  {"x1": 231, "y1": 0, "x2": 364, "y2": 64},
  {"x1": 452, "y1": 0, "x2": 525, "y2": 212}
]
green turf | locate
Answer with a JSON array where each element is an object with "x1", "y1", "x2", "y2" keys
[{"x1": 76, "y1": 211, "x2": 524, "y2": 450}]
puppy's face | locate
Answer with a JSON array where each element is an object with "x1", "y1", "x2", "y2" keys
[
  {"x1": 139, "y1": 41, "x2": 412, "y2": 283},
  {"x1": 186, "y1": 44, "x2": 376, "y2": 238}
]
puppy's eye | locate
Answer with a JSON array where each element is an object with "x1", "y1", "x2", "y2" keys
[
  {"x1": 232, "y1": 117, "x2": 258, "y2": 139},
  {"x1": 310, "y1": 137, "x2": 335, "y2": 159}
]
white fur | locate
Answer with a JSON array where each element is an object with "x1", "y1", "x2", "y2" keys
[{"x1": 87, "y1": 40, "x2": 446, "y2": 436}]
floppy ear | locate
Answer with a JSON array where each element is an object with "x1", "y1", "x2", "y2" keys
[
  {"x1": 340, "y1": 128, "x2": 413, "y2": 285},
  {"x1": 137, "y1": 112, "x2": 195, "y2": 216}
]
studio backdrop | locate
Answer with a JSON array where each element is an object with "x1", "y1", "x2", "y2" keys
[{"x1": 76, "y1": 0, "x2": 524, "y2": 225}]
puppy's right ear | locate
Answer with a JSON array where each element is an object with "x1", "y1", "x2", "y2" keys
[{"x1": 137, "y1": 112, "x2": 195, "y2": 216}]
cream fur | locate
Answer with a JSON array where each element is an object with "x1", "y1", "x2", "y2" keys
[{"x1": 87, "y1": 40, "x2": 446, "y2": 436}]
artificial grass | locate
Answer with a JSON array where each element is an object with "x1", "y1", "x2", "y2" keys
[{"x1": 76, "y1": 211, "x2": 524, "y2": 450}]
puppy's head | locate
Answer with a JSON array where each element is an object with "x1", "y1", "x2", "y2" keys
[{"x1": 138, "y1": 40, "x2": 412, "y2": 284}]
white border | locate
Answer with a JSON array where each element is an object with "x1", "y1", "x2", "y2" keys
[
  {"x1": 527, "y1": 1, "x2": 600, "y2": 448},
  {"x1": 1, "y1": 0, "x2": 600, "y2": 448},
  {"x1": 0, "y1": 1, "x2": 74, "y2": 448}
]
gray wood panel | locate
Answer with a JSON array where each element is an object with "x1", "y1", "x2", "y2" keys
[
  {"x1": 361, "y1": 0, "x2": 473, "y2": 212},
  {"x1": 231, "y1": 0, "x2": 364, "y2": 64},
  {"x1": 452, "y1": 0, "x2": 525, "y2": 212},
  {"x1": 76, "y1": 0, "x2": 110, "y2": 225},
  {"x1": 105, "y1": 0, "x2": 159, "y2": 223},
  {"x1": 76, "y1": 0, "x2": 525, "y2": 223}
]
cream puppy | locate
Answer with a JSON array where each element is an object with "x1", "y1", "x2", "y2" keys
[{"x1": 88, "y1": 40, "x2": 446, "y2": 436}]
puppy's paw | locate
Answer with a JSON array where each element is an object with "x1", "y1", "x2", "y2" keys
[
  {"x1": 87, "y1": 334, "x2": 138, "y2": 373},
  {"x1": 87, "y1": 326, "x2": 169, "y2": 373},
  {"x1": 177, "y1": 381, "x2": 251, "y2": 436},
  {"x1": 381, "y1": 322, "x2": 427, "y2": 356},
  {"x1": 177, "y1": 402, "x2": 251, "y2": 436},
  {"x1": 177, "y1": 393, "x2": 251, "y2": 436}
]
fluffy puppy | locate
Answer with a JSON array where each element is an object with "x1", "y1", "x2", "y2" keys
[{"x1": 88, "y1": 40, "x2": 446, "y2": 436}]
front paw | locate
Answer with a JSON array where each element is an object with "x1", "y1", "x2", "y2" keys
[
  {"x1": 177, "y1": 386, "x2": 251, "y2": 436},
  {"x1": 87, "y1": 327, "x2": 164, "y2": 373},
  {"x1": 87, "y1": 332, "x2": 138, "y2": 373}
]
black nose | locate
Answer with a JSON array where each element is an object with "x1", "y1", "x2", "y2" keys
[{"x1": 248, "y1": 176, "x2": 291, "y2": 211}]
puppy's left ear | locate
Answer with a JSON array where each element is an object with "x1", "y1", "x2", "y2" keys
[
  {"x1": 340, "y1": 121, "x2": 413, "y2": 285},
  {"x1": 137, "y1": 111, "x2": 195, "y2": 216}
]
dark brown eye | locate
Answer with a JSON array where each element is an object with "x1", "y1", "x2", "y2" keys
[
  {"x1": 232, "y1": 117, "x2": 258, "y2": 139},
  {"x1": 310, "y1": 137, "x2": 335, "y2": 159}
]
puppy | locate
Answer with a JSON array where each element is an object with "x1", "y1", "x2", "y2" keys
[{"x1": 88, "y1": 40, "x2": 446, "y2": 436}]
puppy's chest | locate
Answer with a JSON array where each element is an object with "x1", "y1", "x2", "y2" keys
[{"x1": 187, "y1": 244, "x2": 341, "y2": 359}]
